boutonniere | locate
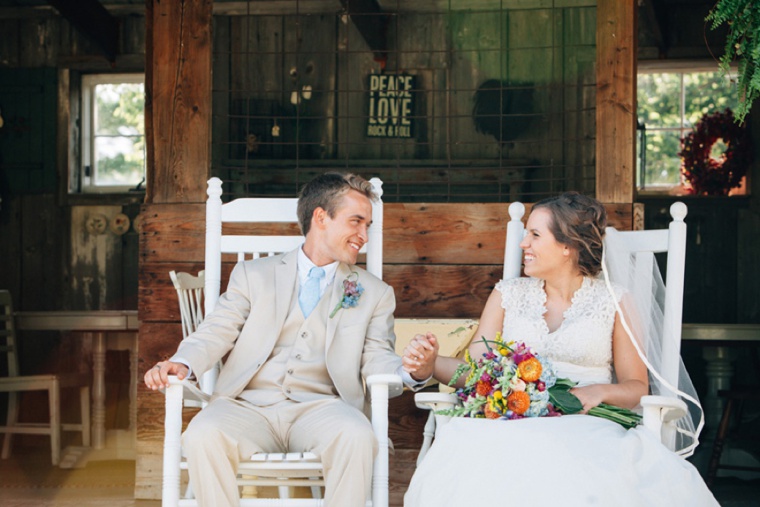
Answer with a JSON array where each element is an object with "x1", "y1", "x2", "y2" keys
[{"x1": 330, "y1": 272, "x2": 365, "y2": 318}]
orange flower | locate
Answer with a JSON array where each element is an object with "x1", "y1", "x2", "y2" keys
[
  {"x1": 507, "y1": 391, "x2": 531, "y2": 415},
  {"x1": 475, "y1": 380, "x2": 491, "y2": 397},
  {"x1": 484, "y1": 404, "x2": 501, "y2": 419},
  {"x1": 518, "y1": 357, "x2": 542, "y2": 382}
]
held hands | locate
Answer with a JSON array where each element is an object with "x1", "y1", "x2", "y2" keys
[
  {"x1": 402, "y1": 332, "x2": 439, "y2": 382},
  {"x1": 144, "y1": 360, "x2": 189, "y2": 391}
]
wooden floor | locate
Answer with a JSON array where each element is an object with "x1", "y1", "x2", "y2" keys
[
  {"x1": 0, "y1": 446, "x2": 158, "y2": 507},
  {"x1": 0, "y1": 444, "x2": 758, "y2": 506}
]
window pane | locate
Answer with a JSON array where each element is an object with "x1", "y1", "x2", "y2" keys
[
  {"x1": 94, "y1": 83, "x2": 145, "y2": 136},
  {"x1": 94, "y1": 136, "x2": 145, "y2": 186},
  {"x1": 683, "y1": 72, "x2": 739, "y2": 127},
  {"x1": 639, "y1": 129, "x2": 683, "y2": 188},
  {"x1": 637, "y1": 73, "x2": 681, "y2": 128}
]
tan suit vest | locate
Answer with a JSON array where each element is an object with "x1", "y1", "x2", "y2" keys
[{"x1": 239, "y1": 278, "x2": 337, "y2": 406}]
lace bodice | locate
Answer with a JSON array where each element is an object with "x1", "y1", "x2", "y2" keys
[{"x1": 496, "y1": 277, "x2": 624, "y2": 383}]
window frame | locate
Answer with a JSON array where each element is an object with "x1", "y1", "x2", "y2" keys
[
  {"x1": 636, "y1": 60, "x2": 739, "y2": 195},
  {"x1": 80, "y1": 73, "x2": 145, "y2": 194}
]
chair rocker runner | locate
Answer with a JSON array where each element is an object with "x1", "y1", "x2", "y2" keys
[
  {"x1": 0, "y1": 290, "x2": 91, "y2": 466},
  {"x1": 162, "y1": 177, "x2": 402, "y2": 507},
  {"x1": 414, "y1": 200, "x2": 693, "y2": 463}
]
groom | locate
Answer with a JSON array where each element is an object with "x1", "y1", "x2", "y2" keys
[{"x1": 144, "y1": 172, "x2": 438, "y2": 506}]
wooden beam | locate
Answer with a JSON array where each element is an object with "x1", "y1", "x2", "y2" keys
[
  {"x1": 213, "y1": 0, "x2": 597, "y2": 16},
  {"x1": 340, "y1": 0, "x2": 388, "y2": 60},
  {"x1": 46, "y1": 0, "x2": 119, "y2": 62},
  {"x1": 145, "y1": 0, "x2": 154, "y2": 203},
  {"x1": 640, "y1": 0, "x2": 668, "y2": 57},
  {"x1": 596, "y1": 0, "x2": 636, "y2": 204},
  {"x1": 145, "y1": 0, "x2": 212, "y2": 204}
]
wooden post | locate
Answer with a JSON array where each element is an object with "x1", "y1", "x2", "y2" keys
[
  {"x1": 596, "y1": 0, "x2": 636, "y2": 203},
  {"x1": 138, "y1": 0, "x2": 213, "y2": 498},
  {"x1": 145, "y1": 0, "x2": 212, "y2": 204}
]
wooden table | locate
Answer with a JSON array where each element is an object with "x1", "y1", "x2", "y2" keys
[{"x1": 15, "y1": 310, "x2": 138, "y2": 467}]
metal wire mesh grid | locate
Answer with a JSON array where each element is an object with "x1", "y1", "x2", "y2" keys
[{"x1": 210, "y1": 0, "x2": 596, "y2": 202}]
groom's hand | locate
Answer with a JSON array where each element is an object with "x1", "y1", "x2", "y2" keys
[
  {"x1": 144, "y1": 360, "x2": 189, "y2": 391},
  {"x1": 403, "y1": 333, "x2": 439, "y2": 381}
]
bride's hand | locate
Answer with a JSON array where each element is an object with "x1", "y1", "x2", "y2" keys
[
  {"x1": 402, "y1": 333, "x2": 439, "y2": 380},
  {"x1": 569, "y1": 384, "x2": 607, "y2": 414}
]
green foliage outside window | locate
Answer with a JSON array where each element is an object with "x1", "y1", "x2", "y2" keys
[
  {"x1": 93, "y1": 83, "x2": 145, "y2": 186},
  {"x1": 707, "y1": 0, "x2": 760, "y2": 123},
  {"x1": 637, "y1": 71, "x2": 738, "y2": 189}
]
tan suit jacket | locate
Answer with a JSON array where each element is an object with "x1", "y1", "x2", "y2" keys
[{"x1": 173, "y1": 248, "x2": 401, "y2": 412}]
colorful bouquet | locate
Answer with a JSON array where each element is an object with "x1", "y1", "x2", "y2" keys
[{"x1": 439, "y1": 334, "x2": 642, "y2": 429}]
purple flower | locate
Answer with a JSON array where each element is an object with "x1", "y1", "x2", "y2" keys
[{"x1": 329, "y1": 272, "x2": 364, "y2": 318}]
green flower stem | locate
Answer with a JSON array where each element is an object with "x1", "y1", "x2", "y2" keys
[{"x1": 587, "y1": 403, "x2": 642, "y2": 429}]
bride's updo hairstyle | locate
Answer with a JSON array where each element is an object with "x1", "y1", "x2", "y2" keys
[{"x1": 532, "y1": 192, "x2": 607, "y2": 277}]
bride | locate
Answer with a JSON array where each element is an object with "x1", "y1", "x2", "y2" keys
[{"x1": 402, "y1": 192, "x2": 718, "y2": 506}]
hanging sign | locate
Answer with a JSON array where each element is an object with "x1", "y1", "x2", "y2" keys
[{"x1": 366, "y1": 74, "x2": 416, "y2": 138}]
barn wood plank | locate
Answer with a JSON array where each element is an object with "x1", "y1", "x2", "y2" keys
[{"x1": 141, "y1": 202, "x2": 633, "y2": 263}]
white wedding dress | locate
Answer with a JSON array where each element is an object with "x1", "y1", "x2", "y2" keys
[{"x1": 404, "y1": 277, "x2": 718, "y2": 507}]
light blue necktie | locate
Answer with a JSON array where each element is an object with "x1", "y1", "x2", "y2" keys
[{"x1": 299, "y1": 266, "x2": 325, "y2": 318}]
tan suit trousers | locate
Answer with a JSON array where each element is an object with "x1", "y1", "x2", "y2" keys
[{"x1": 182, "y1": 396, "x2": 377, "y2": 507}]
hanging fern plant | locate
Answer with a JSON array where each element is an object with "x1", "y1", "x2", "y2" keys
[{"x1": 707, "y1": 0, "x2": 760, "y2": 123}]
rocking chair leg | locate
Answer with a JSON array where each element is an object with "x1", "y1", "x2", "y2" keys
[
  {"x1": 1, "y1": 392, "x2": 19, "y2": 459},
  {"x1": 80, "y1": 386, "x2": 91, "y2": 447},
  {"x1": 707, "y1": 396, "x2": 734, "y2": 487},
  {"x1": 49, "y1": 382, "x2": 61, "y2": 466}
]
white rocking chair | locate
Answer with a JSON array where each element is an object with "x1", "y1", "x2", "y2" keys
[
  {"x1": 414, "y1": 201, "x2": 691, "y2": 462},
  {"x1": 161, "y1": 177, "x2": 401, "y2": 507},
  {"x1": 170, "y1": 270, "x2": 205, "y2": 340}
]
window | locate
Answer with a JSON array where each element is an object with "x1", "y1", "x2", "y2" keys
[
  {"x1": 81, "y1": 74, "x2": 145, "y2": 192},
  {"x1": 637, "y1": 63, "x2": 738, "y2": 192}
]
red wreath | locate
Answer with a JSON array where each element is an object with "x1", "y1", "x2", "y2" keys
[{"x1": 679, "y1": 108, "x2": 752, "y2": 196}]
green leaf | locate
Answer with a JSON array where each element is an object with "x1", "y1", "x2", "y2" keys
[
  {"x1": 552, "y1": 378, "x2": 578, "y2": 390},
  {"x1": 707, "y1": 0, "x2": 760, "y2": 122},
  {"x1": 547, "y1": 384, "x2": 583, "y2": 414},
  {"x1": 448, "y1": 363, "x2": 470, "y2": 387}
]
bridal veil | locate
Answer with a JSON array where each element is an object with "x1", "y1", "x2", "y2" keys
[{"x1": 602, "y1": 225, "x2": 703, "y2": 457}]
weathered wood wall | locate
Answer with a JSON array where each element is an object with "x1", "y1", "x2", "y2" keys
[
  {"x1": 212, "y1": 2, "x2": 599, "y2": 200},
  {"x1": 0, "y1": 11, "x2": 144, "y2": 68},
  {"x1": 0, "y1": 11, "x2": 145, "y2": 311},
  {"x1": 135, "y1": 201, "x2": 634, "y2": 501}
]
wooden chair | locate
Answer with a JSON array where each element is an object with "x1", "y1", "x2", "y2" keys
[
  {"x1": 414, "y1": 201, "x2": 691, "y2": 461},
  {"x1": 169, "y1": 270, "x2": 207, "y2": 410},
  {"x1": 162, "y1": 177, "x2": 402, "y2": 507},
  {"x1": 0, "y1": 290, "x2": 91, "y2": 465},
  {"x1": 170, "y1": 270, "x2": 205, "y2": 340}
]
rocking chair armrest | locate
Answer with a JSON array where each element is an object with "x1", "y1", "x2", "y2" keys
[
  {"x1": 162, "y1": 375, "x2": 211, "y2": 404},
  {"x1": 414, "y1": 392, "x2": 459, "y2": 411},
  {"x1": 367, "y1": 373, "x2": 404, "y2": 400},
  {"x1": 640, "y1": 395, "x2": 688, "y2": 424}
]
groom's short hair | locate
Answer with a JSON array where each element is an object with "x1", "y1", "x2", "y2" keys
[{"x1": 297, "y1": 172, "x2": 377, "y2": 236}]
